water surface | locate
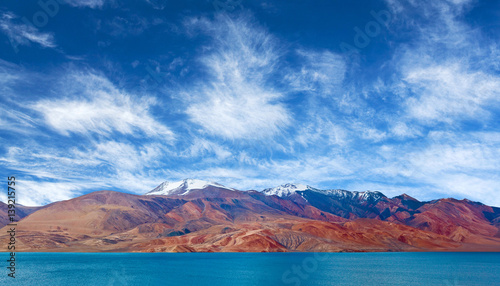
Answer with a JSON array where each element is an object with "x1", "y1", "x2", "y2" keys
[{"x1": 2, "y1": 252, "x2": 499, "y2": 285}]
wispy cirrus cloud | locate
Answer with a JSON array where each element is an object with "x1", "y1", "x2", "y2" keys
[
  {"x1": 3, "y1": 181, "x2": 89, "y2": 206},
  {"x1": 368, "y1": 131, "x2": 500, "y2": 206},
  {"x1": 403, "y1": 64, "x2": 500, "y2": 124},
  {"x1": 103, "y1": 15, "x2": 164, "y2": 38},
  {"x1": 72, "y1": 141, "x2": 165, "y2": 172},
  {"x1": 410, "y1": 139, "x2": 500, "y2": 206},
  {"x1": 181, "y1": 138, "x2": 232, "y2": 161},
  {"x1": 294, "y1": 117, "x2": 348, "y2": 148},
  {"x1": 0, "y1": 11, "x2": 56, "y2": 49},
  {"x1": 146, "y1": 0, "x2": 168, "y2": 10},
  {"x1": 167, "y1": 7, "x2": 500, "y2": 208},
  {"x1": 343, "y1": 0, "x2": 500, "y2": 205},
  {"x1": 0, "y1": 65, "x2": 177, "y2": 206},
  {"x1": 34, "y1": 72, "x2": 174, "y2": 139},
  {"x1": 384, "y1": 0, "x2": 500, "y2": 126},
  {"x1": 183, "y1": 14, "x2": 291, "y2": 140},
  {"x1": 0, "y1": 139, "x2": 170, "y2": 205},
  {"x1": 286, "y1": 49, "x2": 346, "y2": 97},
  {"x1": 0, "y1": 61, "x2": 43, "y2": 134},
  {"x1": 0, "y1": 2, "x2": 499, "y2": 208},
  {"x1": 63, "y1": 0, "x2": 105, "y2": 9}
]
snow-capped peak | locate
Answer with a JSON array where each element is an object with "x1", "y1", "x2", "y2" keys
[
  {"x1": 324, "y1": 189, "x2": 386, "y2": 201},
  {"x1": 146, "y1": 179, "x2": 234, "y2": 196},
  {"x1": 262, "y1": 183, "x2": 317, "y2": 197},
  {"x1": 357, "y1": 191, "x2": 385, "y2": 201},
  {"x1": 262, "y1": 184, "x2": 386, "y2": 202}
]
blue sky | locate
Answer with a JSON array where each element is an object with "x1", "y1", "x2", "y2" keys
[{"x1": 1, "y1": 0, "x2": 499, "y2": 206}]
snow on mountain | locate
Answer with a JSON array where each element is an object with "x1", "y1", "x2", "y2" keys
[
  {"x1": 147, "y1": 179, "x2": 386, "y2": 203},
  {"x1": 356, "y1": 191, "x2": 386, "y2": 201},
  {"x1": 324, "y1": 189, "x2": 386, "y2": 201},
  {"x1": 262, "y1": 183, "x2": 318, "y2": 197},
  {"x1": 263, "y1": 183, "x2": 386, "y2": 202},
  {"x1": 146, "y1": 179, "x2": 235, "y2": 196}
]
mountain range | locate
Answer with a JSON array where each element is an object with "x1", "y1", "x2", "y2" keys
[{"x1": 2, "y1": 179, "x2": 500, "y2": 252}]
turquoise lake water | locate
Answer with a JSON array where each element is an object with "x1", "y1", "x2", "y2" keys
[{"x1": 2, "y1": 252, "x2": 499, "y2": 285}]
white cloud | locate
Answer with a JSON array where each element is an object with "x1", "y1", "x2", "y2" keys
[
  {"x1": 146, "y1": 0, "x2": 168, "y2": 10},
  {"x1": 73, "y1": 141, "x2": 164, "y2": 172},
  {"x1": 409, "y1": 142, "x2": 500, "y2": 174},
  {"x1": 259, "y1": 155, "x2": 356, "y2": 188},
  {"x1": 0, "y1": 66, "x2": 177, "y2": 205},
  {"x1": 187, "y1": 88, "x2": 290, "y2": 140},
  {"x1": 370, "y1": 131, "x2": 500, "y2": 206},
  {"x1": 390, "y1": 122, "x2": 422, "y2": 138},
  {"x1": 63, "y1": 0, "x2": 104, "y2": 9},
  {"x1": 384, "y1": 0, "x2": 500, "y2": 126},
  {"x1": 285, "y1": 49, "x2": 346, "y2": 96},
  {"x1": 0, "y1": 12, "x2": 56, "y2": 49},
  {"x1": 0, "y1": 61, "x2": 42, "y2": 133},
  {"x1": 403, "y1": 64, "x2": 500, "y2": 123},
  {"x1": 34, "y1": 72, "x2": 174, "y2": 139},
  {"x1": 0, "y1": 104, "x2": 38, "y2": 132},
  {"x1": 360, "y1": 128, "x2": 387, "y2": 142},
  {"x1": 183, "y1": 15, "x2": 291, "y2": 140},
  {"x1": 295, "y1": 118, "x2": 347, "y2": 147},
  {"x1": 344, "y1": 182, "x2": 432, "y2": 201},
  {"x1": 0, "y1": 172, "x2": 103, "y2": 206},
  {"x1": 182, "y1": 139, "x2": 232, "y2": 160},
  {"x1": 158, "y1": 149, "x2": 358, "y2": 193},
  {"x1": 0, "y1": 140, "x2": 172, "y2": 205},
  {"x1": 1, "y1": 1, "x2": 498, "y2": 209},
  {"x1": 14, "y1": 181, "x2": 87, "y2": 206},
  {"x1": 104, "y1": 15, "x2": 163, "y2": 38},
  {"x1": 427, "y1": 174, "x2": 500, "y2": 207}
]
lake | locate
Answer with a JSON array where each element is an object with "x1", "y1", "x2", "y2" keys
[{"x1": 2, "y1": 252, "x2": 500, "y2": 285}]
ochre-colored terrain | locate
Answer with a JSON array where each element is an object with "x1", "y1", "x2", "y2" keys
[{"x1": 1, "y1": 188, "x2": 500, "y2": 252}]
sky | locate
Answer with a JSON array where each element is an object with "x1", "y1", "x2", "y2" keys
[{"x1": 0, "y1": 0, "x2": 499, "y2": 207}]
